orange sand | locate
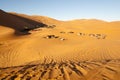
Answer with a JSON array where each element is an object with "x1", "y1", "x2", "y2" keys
[{"x1": 0, "y1": 10, "x2": 120, "y2": 80}]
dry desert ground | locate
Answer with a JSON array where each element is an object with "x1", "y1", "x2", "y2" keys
[{"x1": 0, "y1": 10, "x2": 120, "y2": 80}]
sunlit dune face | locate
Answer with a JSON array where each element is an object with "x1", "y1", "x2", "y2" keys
[{"x1": 0, "y1": 11, "x2": 120, "y2": 80}]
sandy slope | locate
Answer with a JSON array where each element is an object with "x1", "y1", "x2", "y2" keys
[{"x1": 0, "y1": 10, "x2": 120, "y2": 80}]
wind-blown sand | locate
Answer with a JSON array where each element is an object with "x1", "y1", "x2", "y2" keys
[{"x1": 0, "y1": 10, "x2": 120, "y2": 80}]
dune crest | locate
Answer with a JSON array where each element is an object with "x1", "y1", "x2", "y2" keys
[{"x1": 0, "y1": 10, "x2": 120, "y2": 80}]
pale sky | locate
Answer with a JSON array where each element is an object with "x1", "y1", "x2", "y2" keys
[{"x1": 0, "y1": 0, "x2": 120, "y2": 21}]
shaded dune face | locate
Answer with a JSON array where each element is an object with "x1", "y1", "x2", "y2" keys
[{"x1": 0, "y1": 10, "x2": 47, "y2": 34}]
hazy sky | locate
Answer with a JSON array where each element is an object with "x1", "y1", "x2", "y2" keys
[{"x1": 0, "y1": 0, "x2": 120, "y2": 21}]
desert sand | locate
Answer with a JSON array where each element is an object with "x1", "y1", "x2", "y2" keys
[{"x1": 0, "y1": 10, "x2": 120, "y2": 80}]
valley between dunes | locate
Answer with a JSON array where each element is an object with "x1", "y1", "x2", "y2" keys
[{"x1": 0, "y1": 10, "x2": 120, "y2": 80}]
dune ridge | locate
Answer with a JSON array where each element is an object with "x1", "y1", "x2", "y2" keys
[{"x1": 0, "y1": 10, "x2": 120, "y2": 80}]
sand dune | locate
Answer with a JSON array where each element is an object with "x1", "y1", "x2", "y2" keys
[
  {"x1": 0, "y1": 60, "x2": 120, "y2": 80},
  {"x1": 0, "y1": 10, "x2": 46, "y2": 34},
  {"x1": 0, "y1": 10, "x2": 120, "y2": 80}
]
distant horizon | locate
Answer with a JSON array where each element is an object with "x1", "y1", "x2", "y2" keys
[
  {"x1": 1, "y1": 9, "x2": 118, "y2": 22},
  {"x1": 0, "y1": 0, "x2": 120, "y2": 21},
  {"x1": 1, "y1": 9, "x2": 120, "y2": 22}
]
